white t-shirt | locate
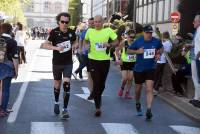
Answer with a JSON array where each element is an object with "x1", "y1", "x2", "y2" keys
[
  {"x1": 157, "y1": 40, "x2": 172, "y2": 64},
  {"x1": 15, "y1": 30, "x2": 26, "y2": 47},
  {"x1": 194, "y1": 26, "x2": 200, "y2": 58}
]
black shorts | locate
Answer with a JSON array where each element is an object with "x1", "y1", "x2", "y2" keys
[
  {"x1": 120, "y1": 62, "x2": 135, "y2": 71},
  {"x1": 53, "y1": 64, "x2": 73, "y2": 80},
  {"x1": 134, "y1": 69, "x2": 155, "y2": 84}
]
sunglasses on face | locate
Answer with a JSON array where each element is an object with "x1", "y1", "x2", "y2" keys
[
  {"x1": 60, "y1": 20, "x2": 69, "y2": 24},
  {"x1": 129, "y1": 35, "x2": 135, "y2": 38}
]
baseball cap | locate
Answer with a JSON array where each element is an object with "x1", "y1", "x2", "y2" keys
[{"x1": 143, "y1": 25, "x2": 153, "y2": 33}]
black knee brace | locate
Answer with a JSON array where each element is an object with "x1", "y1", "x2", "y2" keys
[{"x1": 63, "y1": 82, "x2": 70, "y2": 93}]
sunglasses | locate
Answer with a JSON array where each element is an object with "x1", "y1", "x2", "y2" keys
[
  {"x1": 129, "y1": 35, "x2": 135, "y2": 38},
  {"x1": 60, "y1": 20, "x2": 69, "y2": 24}
]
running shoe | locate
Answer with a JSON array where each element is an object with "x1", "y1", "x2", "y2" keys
[
  {"x1": 146, "y1": 109, "x2": 153, "y2": 121},
  {"x1": 94, "y1": 110, "x2": 101, "y2": 117},
  {"x1": 136, "y1": 103, "x2": 143, "y2": 116},
  {"x1": 61, "y1": 109, "x2": 70, "y2": 119},
  {"x1": 125, "y1": 91, "x2": 133, "y2": 99},
  {"x1": 54, "y1": 103, "x2": 60, "y2": 115},
  {"x1": 87, "y1": 94, "x2": 94, "y2": 100},
  {"x1": 72, "y1": 72, "x2": 78, "y2": 80},
  {"x1": 118, "y1": 89, "x2": 123, "y2": 97},
  {"x1": 153, "y1": 90, "x2": 158, "y2": 96}
]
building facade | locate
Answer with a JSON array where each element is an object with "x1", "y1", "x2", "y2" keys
[
  {"x1": 22, "y1": 0, "x2": 69, "y2": 28},
  {"x1": 135, "y1": 0, "x2": 180, "y2": 33}
]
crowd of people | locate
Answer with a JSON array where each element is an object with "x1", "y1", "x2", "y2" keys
[
  {"x1": 0, "y1": 11, "x2": 200, "y2": 121},
  {"x1": 31, "y1": 27, "x2": 50, "y2": 40}
]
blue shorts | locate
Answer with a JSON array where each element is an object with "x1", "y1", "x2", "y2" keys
[{"x1": 52, "y1": 64, "x2": 73, "y2": 80}]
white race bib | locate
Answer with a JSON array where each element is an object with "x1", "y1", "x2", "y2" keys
[
  {"x1": 144, "y1": 49, "x2": 155, "y2": 59},
  {"x1": 127, "y1": 54, "x2": 136, "y2": 60},
  {"x1": 57, "y1": 41, "x2": 71, "y2": 53},
  {"x1": 95, "y1": 42, "x2": 106, "y2": 51}
]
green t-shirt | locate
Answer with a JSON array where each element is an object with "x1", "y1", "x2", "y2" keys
[{"x1": 85, "y1": 28, "x2": 117, "y2": 60}]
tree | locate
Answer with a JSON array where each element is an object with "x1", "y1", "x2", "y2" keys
[
  {"x1": 68, "y1": 0, "x2": 82, "y2": 25},
  {"x1": 0, "y1": 0, "x2": 30, "y2": 24}
]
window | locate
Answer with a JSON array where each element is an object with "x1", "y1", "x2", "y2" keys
[
  {"x1": 144, "y1": 0, "x2": 147, "y2": 4},
  {"x1": 158, "y1": 0, "x2": 163, "y2": 21},
  {"x1": 171, "y1": 0, "x2": 175, "y2": 12},
  {"x1": 143, "y1": 5, "x2": 147, "y2": 24},
  {"x1": 44, "y1": 1, "x2": 51, "y2": 12},
  {"x1": 139, "y1": 7, "x2": 143, "y2": 23},
  {"x1": 54, "y1": 2, "x2": 62, "y2": 13},
  {"x1": 136, "y1": 8, "x2": 139, "y2": 22},
  {"x1": 152, "y1": 2, "x2": 156, "y2": 23},
  {"x1": 139, "y1": 0, "x2": 143, "y2": 6},
  {"x1": 164, "y1": 0, "x2": 170, "y2": 21},
  {"x1": 147, "y1": 3, "x2": 152, "y2": 23}
]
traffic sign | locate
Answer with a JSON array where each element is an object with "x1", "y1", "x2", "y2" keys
[{"x1": 171, "y1": 12, "x2": 180, "y2": 23}]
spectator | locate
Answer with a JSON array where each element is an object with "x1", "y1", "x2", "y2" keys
[
  {"x1": 171, "y1": 48, "x2": 191, "y2": 96},
  {"x1": 0, "y1": 23, "x2": 19, "y2": 117},
  {"x1": 15, "y1": 22, "x2": 27, "y2": 64},
  {"x1": 154, "y1": 31, "x2": 172, "y2": 95}
]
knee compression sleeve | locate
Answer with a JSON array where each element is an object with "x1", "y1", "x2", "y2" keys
[
  {"x1": 63, "y1": 82, "x2": 70, "y2": 108},
  {"x1": 63, "y1": 82, "x2": 70, "y2": 93}
]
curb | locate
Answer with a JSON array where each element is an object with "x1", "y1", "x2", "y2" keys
[{"x1": 158, "y1": 92, "x2": 200, "y2": 121}]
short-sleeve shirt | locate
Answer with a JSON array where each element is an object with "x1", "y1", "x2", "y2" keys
[
  {"x1": 48, "y1": 27, "x2": 76, "y2": 65},
  {"x1": 85, "y1": 28, "x2": 117, "y2": 61},
  {"x1": 129, "y1": 36, "x2": 163, "y2": 72}
]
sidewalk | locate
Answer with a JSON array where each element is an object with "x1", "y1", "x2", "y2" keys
[{"x1": 158, "y1": 91, "x2": 200, "y2": 121}]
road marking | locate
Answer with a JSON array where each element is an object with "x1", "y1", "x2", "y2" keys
[
  {"x1": 75, "y1": 94, "x2": 94, "y2": 103},
  {"x1": 101, "y1": 123, "x2": 139, "y2": 134},
  {"x1": 7, "y1": 50, "x2": 39, "y2": 123},
  {"x1": 82, "y1": 87, "x2": 91, "y2": 94},
  {"x1": 31, "y1": 122, "x2": 65, "y2": 134},
  {"x1": 170, "y1": 125, "x2": 200, "y2": 134},
  {"x1": 75, "y1": 87, "x2": 94, "y2": 103}
]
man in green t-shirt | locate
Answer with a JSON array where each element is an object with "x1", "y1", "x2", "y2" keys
[{"x1": 84, "y1": 15, "x2": 118, "y2": 117}]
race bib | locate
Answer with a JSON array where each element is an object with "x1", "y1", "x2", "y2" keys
[
  {"x1": 144, "y1": 49, "x2": 155, "y2": 59},
  {"x1": 127, "y1": 54, "x2": 136, "y2": 60},
  {"x1": 57, "y1": 41, "x2": 71, "y2": 53},
  {"x1": 95, "y1": 42, "x2": 106, "y2": 51}
]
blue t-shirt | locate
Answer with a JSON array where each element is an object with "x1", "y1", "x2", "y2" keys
[
  {"x1": 129, "y1": 36, "x2": 163, "y2": 72},
  {"x1": 80, "y1": 29, "x2": 89, "y2": 55}
]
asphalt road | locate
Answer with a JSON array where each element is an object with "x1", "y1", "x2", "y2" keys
[{"x1": 0, "y1": 40, "x2": 199, "y2": 134}]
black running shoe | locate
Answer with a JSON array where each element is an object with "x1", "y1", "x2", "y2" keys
[
  {"x1": 94, "y1": 110, "x2": 101, "y2": 117},
  {"x1": 61, "y1": 110, "x2": 70, "y2": 119},
  {"x1": 146, "y1": 109, "x2": 153, "y2": 121},
  {"x1": 54, "y1": 104, "x2": 60, "y2": 115},
  {"x1": 87, "y1": 94, "x2": 94, "y2": 100},
  {"x1": 136, "y1": 103, "x2": 143, "y2": 116}
]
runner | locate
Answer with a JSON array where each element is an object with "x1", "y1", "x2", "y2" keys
[
  {"x1": 84, "y1": 15, "x2": 118, "y2": 117},
  {"x1": 127, "y1": 25, "x2": 163, "y2": 120},
  {"x1": 79, "y1": 18, "x2": 94, "y2": 100},
  {"x1": 41, "y1": 12, "x2": 77, "y2": 119},
  {"x1": 115, "y1": 29, "x2": 136, "y2": 99}
]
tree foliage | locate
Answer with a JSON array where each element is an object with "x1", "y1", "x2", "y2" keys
[
  {"x1": 0, "y1": 0, "x2": 30, "y2": 24},
  {"x1": 68, "y1": 0, "x2": 81, "y2": 25}
]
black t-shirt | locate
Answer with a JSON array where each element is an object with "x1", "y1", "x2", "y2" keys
[
  {"x1": 1, "y1": 35, "x2": 18, "y2": 62},
  {"x1": 48, "y1": 27, "x2": 76, "y2": 65}
]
